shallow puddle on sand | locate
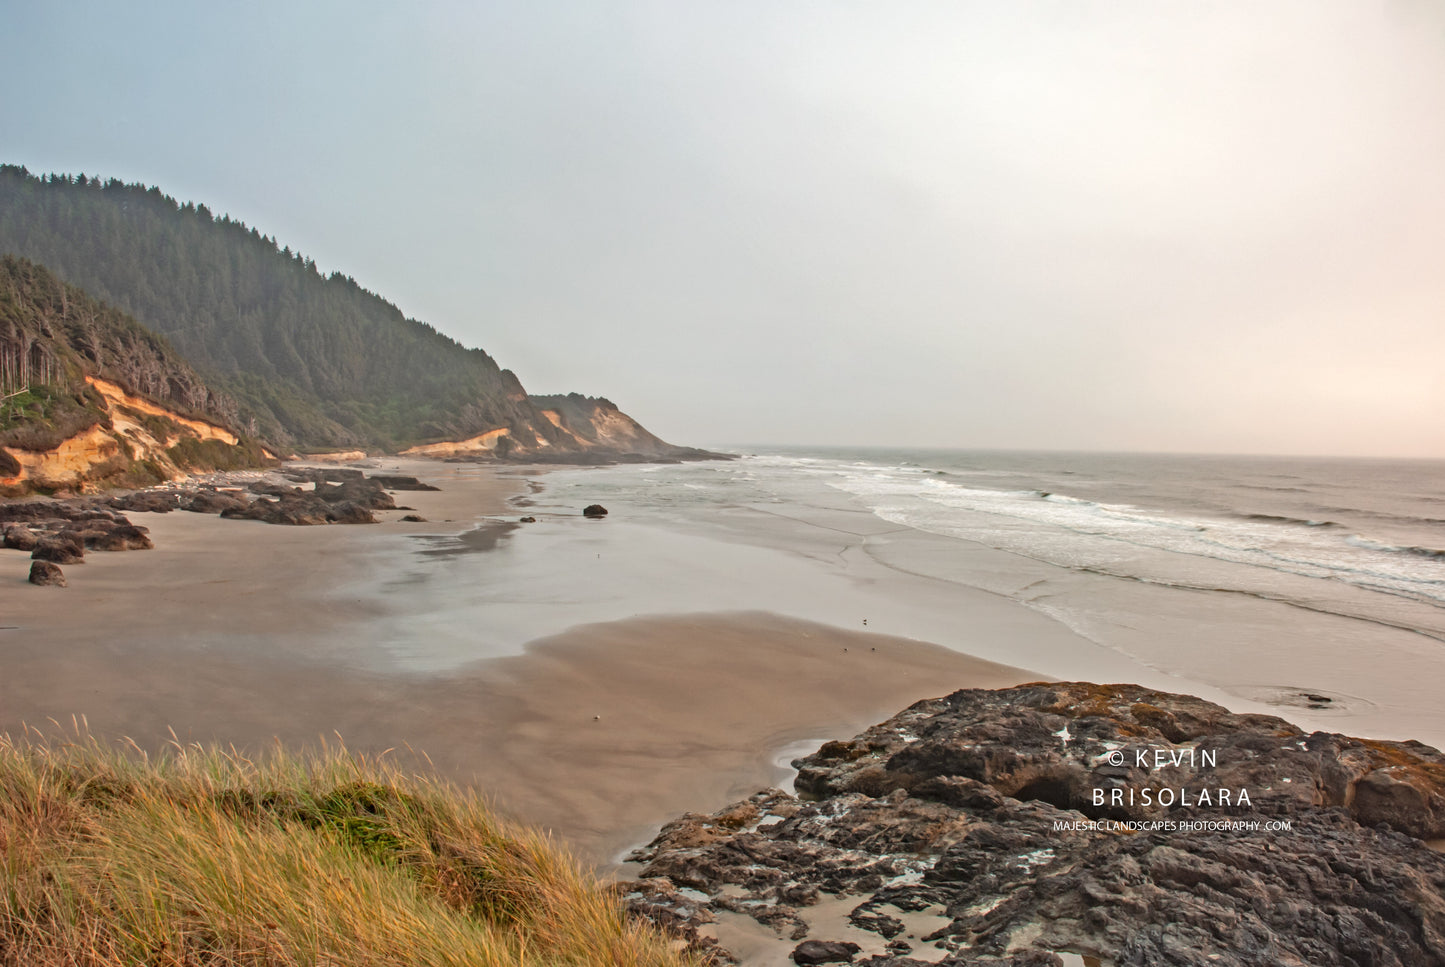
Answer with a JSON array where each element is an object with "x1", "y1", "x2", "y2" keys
[
  {"x1": 1056, "y1": 954, "x2": 1104, "y2": 967},
  {"x1": 699, "y1": 892, "x2": 953, "y2": 965}
]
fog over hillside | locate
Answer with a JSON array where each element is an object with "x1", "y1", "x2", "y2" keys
[{"x1": 3, "y1": 2, "x2": 1443, "y2": 456}]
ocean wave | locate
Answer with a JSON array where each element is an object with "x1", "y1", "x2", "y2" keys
[
  {"x1": 1316, "y1": 507, "x2": 1445, "y2": 528},
  {"x1": 1041, "y1": 492, "x2": 1095, "y2": 506},
  {"x1": 1238, "y1": 484, "x2": 1311, "y2": 493},
  {"x1": 1242, "y1": 513, "x2": 1341, "y2": 528},
  {"x1": 1347, "y1": 537, "x2": 1445, "y2": 561}
]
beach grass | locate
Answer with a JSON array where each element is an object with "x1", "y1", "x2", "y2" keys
[{"x1": 0, "y1": 727, "x2": 697, "y2": 967}]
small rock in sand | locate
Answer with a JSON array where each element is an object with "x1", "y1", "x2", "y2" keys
[{"x1": 28, "y1": 560, "x2": 66, "y2": 587}]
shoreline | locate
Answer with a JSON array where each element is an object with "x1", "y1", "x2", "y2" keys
[
  {"x1": 5, "y1": 456, "x2": 1441, "y2": 869},
  {"x1": 0, "y1": 459, "x2": 1037, "y2": 863}
]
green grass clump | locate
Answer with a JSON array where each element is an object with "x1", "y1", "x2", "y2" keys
[
  {"x1": 0, "y1": 383, "x2": 107, "y2": 451},
  {"x1": 0, "y1": 732, "x2": 697, "y2": 967},
  {"x1": 166, "y1": 436, "x2": 275, "y2": 473}
]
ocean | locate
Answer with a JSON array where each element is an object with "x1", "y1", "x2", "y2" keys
[{"x1": 492, "y1": 446, "x2": 1445, "y2": 745}]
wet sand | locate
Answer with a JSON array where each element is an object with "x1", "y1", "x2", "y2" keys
[{"x1": 1, "y1": 459, "x2": 1036, "y2": 863}]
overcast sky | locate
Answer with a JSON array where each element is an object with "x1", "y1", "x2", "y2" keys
[{"x1": 4, "y1": 2, "x2": 1443, "y2": 456}]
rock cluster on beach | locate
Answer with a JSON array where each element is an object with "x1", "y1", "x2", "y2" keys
[
  {"x1": 217, "y1": 468, "x2": 419, "y2": 526},
  {"x1": 4, "y1": 468, "x2": 446, "y2": 585},
  {"x1": 3, "y1": 499, "x2": 156, "y2": 587},
  {"x1": 625, "y1": 682, "x2": 1445, "y2": 966}
]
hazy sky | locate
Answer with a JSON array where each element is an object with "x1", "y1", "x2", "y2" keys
[{"x1": 4, "y1": 2, "x2": 1443, "y2": 456}]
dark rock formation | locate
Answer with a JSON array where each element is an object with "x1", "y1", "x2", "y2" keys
[
  {"x1": 323, "y1": 501, "x2": 377, "y2": 525},
  {"x1": 95, "y1": 526, "x2": 153, "y2": 551},
  {"x1": 27, "y1": 560, "x2": 65, "y2": 586},
  {"x1": 31, "y1": 537, "x2": 84, "y2": 564},
  {"x1": 181, "y1": 489, "x2": 250, "y2": 514},
  {"x1": 519, "y1": 516, "x2": 536, "y2": 523},
  {"x1": 401, "y1": 514, "x2": 427, "y2": 522},
  {"x1": 222, "y1": 496, "x2": 329, "y2": 526},
  {"x1": 3, "y1": 523, "x2": 39, "y2": 551},
  {"x1": 792, "y1": 940, "x2": 861, "y2": 964},
  {"x1": 583, "y1": 504, "x2": 608, "y2": 518},
  {"x1": 368, "y1": 474, "x2": 440, "y2": 491},
  {"x1": 2, "y1": 499, "x2": 157, "y2": 562},
  {"x1": 215, "y1": 472, "x2": 415, "y2": 525},
  {"x1": 66, "y1": 520, "x2": 153, "y2": 551},
  {"x1": 107, "y1": 491, "x2": 180, "y2": 514},
  {"x1": 625, "y1": 682, "x2": 1445, "y2": 966},
  {"x1": 0, "y1": 500, "x2": 115, "y2": 524}
]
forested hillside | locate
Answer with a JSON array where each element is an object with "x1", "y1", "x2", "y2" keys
[
  {"x1": 0, "y1": 256, "x2": 268, "y2": 490},
  {"x1": 0, "y1": 165, "x2": 681, "y2": 455}
]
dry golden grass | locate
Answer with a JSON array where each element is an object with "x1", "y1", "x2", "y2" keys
[{"x1": 0, "y1": 728, "x2": 699, "y2": 967}]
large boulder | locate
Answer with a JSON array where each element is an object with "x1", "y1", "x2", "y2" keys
[
  {"x1": 90, "y1": 523, "x2": 154, "y2": 551},
  {"x1": 627, "y1": 682, "x2": 1445, "y2": 967},
  {"x1": 27, "y1": 560, "x2": 66, "y2": 587},
  {"x1": 181, "y1": 489, "x2": 250, "y2": 514},
  {"x1": 583, "y1": 504, "x2": 608, "y2": 518},
  {"x1": 792, "y1": 940, "x2": 861, "y2": 965},
  {"x1": 368, "y1": 474, "x2": 440, "y2": 491},
  {"x1": 324, "y1": 501, "x2": 377, "y2": 525},
  {"x1": 2, "y1": 523, "x2": 40, "y2": 551},
  {"x1": 31, "y1": 537, "x2": 84, "y2": 565},
  {"x1": 107, "y1": 491, "x2": 179, "y2": 513}
]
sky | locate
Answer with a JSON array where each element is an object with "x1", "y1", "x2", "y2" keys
[{"x1": 3, "y1": 1, "x2": 1443, "y2": 456}]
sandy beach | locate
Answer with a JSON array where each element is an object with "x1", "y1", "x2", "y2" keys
[{"x1": 0, "y1": 459, "x2": 1037, "y2": 863}]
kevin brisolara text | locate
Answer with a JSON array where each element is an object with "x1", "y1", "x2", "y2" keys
[
  {"x1": 1093, "y1": 785, "x2": 1250, "y2": 807},
  {"x1": 1053, "y1": 818, "x2": 1295, "y2": 833}
]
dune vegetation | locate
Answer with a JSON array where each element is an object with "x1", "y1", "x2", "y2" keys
[{"x1": 0, "y1": 730, "x2": 696, "y2": 967}]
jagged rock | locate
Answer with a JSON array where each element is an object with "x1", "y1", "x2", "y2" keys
[
  {"x1": 792, "y1": 939, "x2": 861, "y2": 964},
  {"x1": 249, "y1": 480, "x2": 304, "y2": 498},
  {"x1": 2, "y1": 523, "x2": 39, "y2": 551},
  {"x1": 626, "y1": 682, "x2": 1445, "y2": 966},
  {"x1": 313, "y1": 478, "x2": 395, "y2": 508},
  {"x1": 519, "y1": 516, "x2": 536, "y2": 523},
  {"x1": 324, "y1": 501, "x2": 376, "y2": 525},
  {"x1": 59, "y1": 520, "x2": 118, "y2": 546},
  {"x1": 281, "y1": 468, "x2": 365, "y2": 483},
  {"x1": 583, "y1": 504, "x2": 608, "y2": 518},
  {"x1": 89, "y1": 523, "x2": 154, "y2": 551},
  {"x1": 0, "y1": 500, "x2": 113, "y2": 524},
  {"x1": 27, "y1": 560, "x2": 66, "y2": 586},
  {"x1": 107, "y1": 491, "x2": 179, "y2": 513},
  {"x1": 31, "y1": 537, "x2": 84, "y2": 564},
  {"x1": 793, "y1": 682, "x2": 1445, "y2": 838},
  {"x1": 369, "y1": 474, "x2": 439, "y2": 491},
  {"x1": 221, "y1": 492, "x2": 376, "y2": 526},
  {"x1": 181, "y1": 489, "x2": 250, "y2": 514},
  {"x1": 222, "y1": 496, "x2": 327, "y2": 526}
]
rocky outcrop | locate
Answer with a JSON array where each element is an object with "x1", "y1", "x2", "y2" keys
[
  {"x1": 1, "y1": 500, "x2": 157, "y2": 577},
  {"x1": 181, "y1": 489, "x2": 249, "y2": 514},
  {"x1": 107, "y1": 490, "x2": 181, "y2": 514},
  {"x1": 2, "y1": 523, "x2": 39, "y2": 551},
  {"x1": 583, "y1": 504, "x2": 608, "y2": 518},
  {"x1": 401, "y1": 392, "x2": 731, "y2": 465},
  {"x1": 4, "y1": 469, "x2": 429, "y2": 542},
  {"x1": 213, "y1": 470, "x2": 408, "y2": 525},
  {"x1": 368, "y1": 474, "x2": 441, "y2": 491},
  {"x1": 30, "y1": 537, "x2": 85, "y2": 564},
  {"x1": 625, "y1": 682, "x2": 1445, "y2": 966}
]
